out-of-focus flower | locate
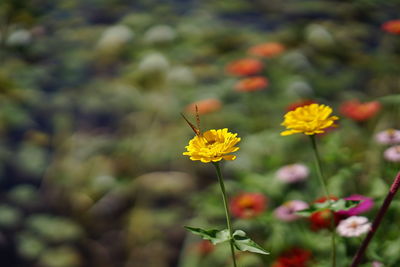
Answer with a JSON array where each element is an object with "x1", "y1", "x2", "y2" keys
[
  {"x1": 310, "y1": 197, "x2": 341, "y2": 231},
  {"x1": 144, "y1": 25, "x2": 177, "y2": 44},
  {"x1": 372, "y1": 261, "x2": 384, "y2": 267},
  {"x1": 225, "y1": 58, "x2": 263, "y2": 76},
  {"x1": 230, "y1": 193, "x2": 266, "y2": 219},
  {"x1": 383, "y1": 145, "x2": 400, "y2": 162},
  {"x1": 6, "y1": 29, "x2": 32, "y2": 46},
  {"x1": 272, "y1": 248, "x2": 312, "y2": 267},
  {"x1": 281, "y1": 104, "x2": 339, "y2": 136},
  {"x1": 194, "y1": 240, "x2": 214, "y2": 256},
  {"x1": 305, "y1": 24, "x2": 334, "y2": 48},
  {"x1": 336, "y1": 216, "x2": 371, "y2": 237},
  {"x1": 183, "y1": 128, "x2": 240, "y2": 163},
  {"x1": 340, "y1": 100, "x2": 381, "y2": 122},
  {"x1": 97, "y1": 25, "x2": 134, "y2": 50},
  {"x1": 337, "y1": 195, "x2": 374, "y2": 217},
  {"x1": 276, "y1": 164, "x2": 309, "y2": 183},
  {"x1": 234, "y1": 76, "x2": 268, "y2": 92},
  {"x1": 382, "y1": 20, "x2": 400, "y2": 35},
  {"x1": 138, "y1": 53, "x2": 169, "y2": 73},
  {"x1": 286, "y1": 79, "x2": 313, "y2": 96},
  {"x1": 185, "y1": 98, "x2": 222, "y2": 115},
  {"x1": 286, "y1": 100, "x2": 316, "y2": 111},
  {"x1": 375, "y1": 129, "x2": 400, "y2": 145},
  {"x1": 167, "y1": 66, "x2": 195, "y2": 86},
  {"x1": 248, "y1": 42, "x2": 285, "y2": 58},
  {"x1": 274, "y1": 200, "x2": 309, "y2": 222}
]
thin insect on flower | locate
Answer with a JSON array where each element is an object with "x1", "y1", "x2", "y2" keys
[{"x1": 182, "y1": 106, "x2": 241, "y2": 163}]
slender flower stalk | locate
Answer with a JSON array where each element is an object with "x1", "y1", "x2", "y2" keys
[
  {"x1": 310, "y1": 135, "x2": 336, "y2": 267},
  {"x1": 214, "y1": 162, "x2": 238, "y2": 267},
  {"x1": 280, "y1": 103, "x2": 339, "y2": 267},
  {"x1": 351, "y1": 171, "x2": 400, "y2": 267}
]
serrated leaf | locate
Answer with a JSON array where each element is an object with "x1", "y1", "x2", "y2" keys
[
  {"x1": 232, "y1": 230, "x2": 269, "y2": 255},
  {"x1": 184, "y1": 226, "x2": 230, "y2": 245},
  {"x1": 296, "y1": 199, "x2": 360, "y2": 217}
]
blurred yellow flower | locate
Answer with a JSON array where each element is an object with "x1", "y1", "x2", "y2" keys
[
  {"x1": 183, "y1": 128, "x2": 240, "y2": 163},
  {"x1": 281, "y1": 104, "x2": 339, "y2": 136}
]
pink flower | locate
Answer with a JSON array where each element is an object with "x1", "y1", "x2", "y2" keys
[
  {"x1": 230, "y1": 193, "x2": 267, "y2": 219},
  {"x1": 337, "y1": 195, "x2": 374, "y2": 217},
  {"x1": 384, "y1": 145, "x2": 400, "y2": 162},
  {"x1": 276, "y1": 164, "x2": 309, "y2": 183},
  {"x1": 336, "y1": 216, "x2": 371, "y2": 237},
  {"x1": 372, "y1": 261, "x2": 384, "y2": 267},
  {"x1": 274, "y1": 200, "x2": 309, "y2": 222},
  {"x1": 375, "y1": 129, "x2": 400, "y2": 145}
]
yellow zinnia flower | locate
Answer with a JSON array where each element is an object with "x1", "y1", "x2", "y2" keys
[
  {"x1": 281, "y1": 104, "x2": 339, "y2": 136},
  {"x1": 183, "y1": 128, "x2": 240, "y2": 163}
]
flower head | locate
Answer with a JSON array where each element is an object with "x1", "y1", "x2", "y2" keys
[
  {"x1": 336, "y1": 216, "x2": 371, "y2": 237},
  {"x1": 183, "y1": 128, "x2": 240, "y2": 163},
  {"x1": 281, "y1": 104, "x2": 339, "y2": 136},
  {"x1": 276, "y1": 164, "x2": 309, "y2": 183},
  {"x1": 310, "y1": 196, "x2": 342, "y2": 231},
  {"x1": 337, "y1": 195, "x2": 374, "y2": 217},
  {"x1": 194, "y1": 240, "x2": 214, "y2": 256},
  {"x1": 225, "y1": 58, "x2": 263, "y2": 76},
  {"x1": 230, "y1": 193, "x2": 266, "y2": 219},
  {"x1": 272, "y1": 248, "x2": 312, "y2": 267},
  {"x1": 234, "y1": 76, "x2": 268, "y2": 92},
  {"x1": 248, "y1": 42, "x2": 285, "y2": 58},
  {"x1": 274, "y1": 200, "x2": 309, "y2": 222},
  {"x1": 340, "y1": 100, "x2": 381, "y2": 121},
  {"x1": 375, "y1": 129, "x2": 400, "y2": 145},
  {"x1": 383, "y1": 145, "x2": 400, "y2": 162},
  {"x1": 185, "y1": 98, "x2": 222, "y2": 115},
  {"x1": 382, "y1": 19, "x2": 400, "y2": 35}
]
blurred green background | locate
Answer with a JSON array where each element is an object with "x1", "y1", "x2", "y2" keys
[{"x1": 1, "y1": 0, "x2": 400, "y2": 266}]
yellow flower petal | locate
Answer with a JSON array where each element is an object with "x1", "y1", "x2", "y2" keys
[
  {"x1": 183, "y1": 128, "x2": 241, "y2": 163},
  {"x1": 280, "y1": 104, "x2": 339, "y2": 136}
]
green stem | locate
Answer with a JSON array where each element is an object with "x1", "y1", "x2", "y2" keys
[
  {"x1": 213, "y1": 162, "x2": 238, "y2": 267},
  {"x1": 309, "y1": 135, "x2": 336, "y2": 267}
]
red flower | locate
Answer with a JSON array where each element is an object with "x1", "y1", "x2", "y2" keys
[
  {"x1": 234, "y1": 76, "x2": 269, "y2": 92},
  {"x1": 286, "y1": 99, "x2": 316, "y2": 111},
  {"x1": 185, "y1": 98, "x2": 222, "y2": 115},
  {"x1": 226, "y1": 58, "x2": 263, "y2": 76},
  {"x1": 340, "y1": 100, "x2": 381, "y2": 121},
  {"x1": 230, "y1": 193, "x2": 267, "y2": 219},
  {"x1": 272, "y1": 248, "x2": 312, "y2": 267},
  {"x1": 382, "y1": 19, "x2": 400, "y2": 35},
  {"x1": 248, "y1": 42, "x2": 285, "y2": 58},
  {"x1": 310, "y1": 196, "x2": 342, "y2": 231},
  {"x1": 195, "y1": 240, "x2": 214, "y2": 256}
]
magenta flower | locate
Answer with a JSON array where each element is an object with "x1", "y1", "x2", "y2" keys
[
  {"x1": 274, "y1": 200, "x2": 309, "y2": 222},
  {"x1": 276, "y1": 163, "x2": 309, "y2": 183},
  {"x1": 375, "y1": 129, "x2": 400, "y2": 145},
  {"x1": 337, "y1": 195, "x2": 374, "y2": 216},
  {"x1": 384, "y1": 145, "x2": 400, "y2": 162}
]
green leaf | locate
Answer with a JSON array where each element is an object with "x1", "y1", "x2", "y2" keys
[
  {"x1": 184, "y1": 226, "x2": 230, "y2": 245},
  {"x1": 232, "y1": 230, "x2": 269, "y2": 255},
  {"x1": 296, "y1": 199, "x2": 360, "y2": 217}
]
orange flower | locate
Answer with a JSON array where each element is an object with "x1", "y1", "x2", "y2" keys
[
  {"x1": 248, "y1": 42, "x2": 285, "y2": 58},
  {"x1": 185, "y1": 98, "x2": 222, "y2": 115},
  {"x1": 234, "y1": 76, "x2": 268, "y2": 92},
  {"x1": 382, "y1": 19, "x2": 400, "y2": 35},
  {"x1": 230, "y1": 193, "x2": 267, "y2": 219},
  {"x1": 225, "y1": 58, "x2": 263, "y2": 76},
  {"x1": 286, "y1": 99, "x2": 316, "y2": 111},
  {"x1": 340, "y1": 100, "x2": 381, "y2": 121}
]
